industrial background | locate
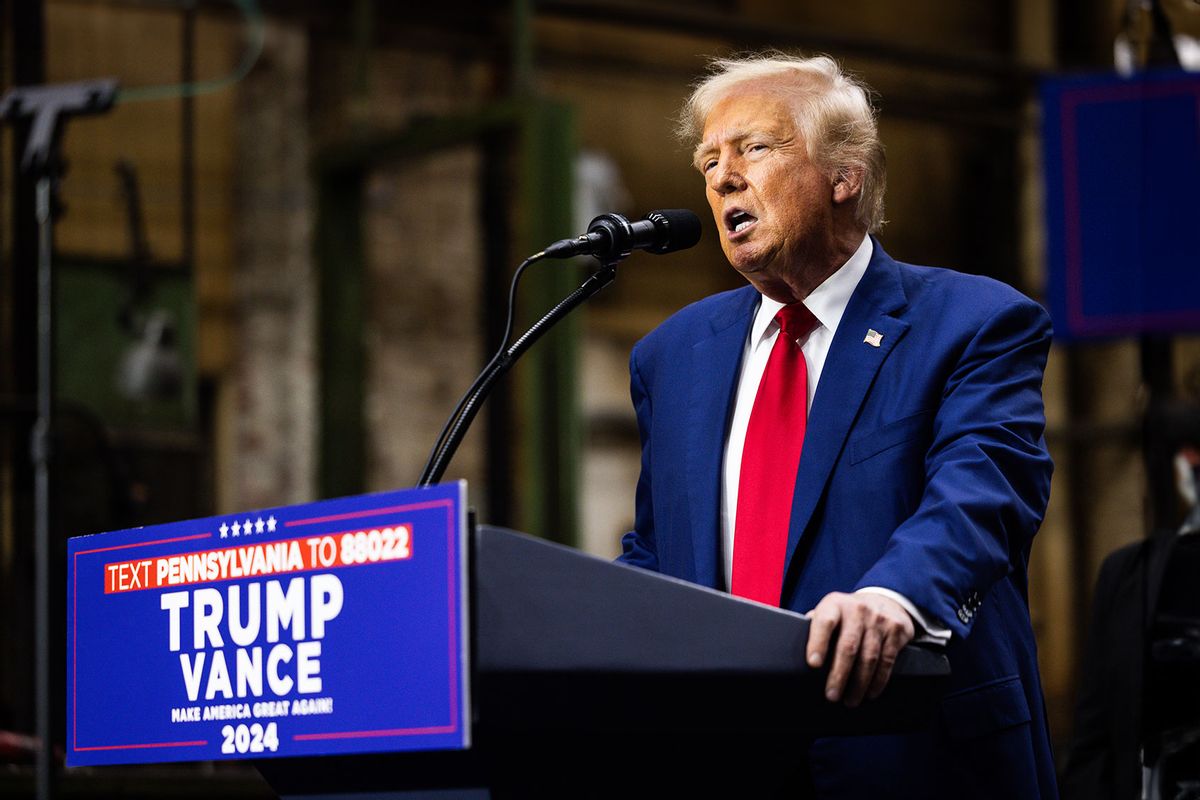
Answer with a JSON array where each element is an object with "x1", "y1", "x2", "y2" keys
[{"x1": 2, "y1": 0, "x2": 1199, "y2": 796}]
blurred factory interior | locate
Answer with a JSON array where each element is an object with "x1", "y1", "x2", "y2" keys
[{"x1": 2, "y1": 0, "x2": 1200, "y2": 796}]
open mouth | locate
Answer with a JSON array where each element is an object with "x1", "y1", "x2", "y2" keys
[{"x1": 725, "y1": 209, "x2": 758, "y2": 235}]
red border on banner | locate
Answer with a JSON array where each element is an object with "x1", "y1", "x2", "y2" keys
[
  {"x1": 75, "y1": 739, "x2": 209, "y2": 752},
  {"x1": 1060, "y1": 80, "x2": 1200, "y2": 335},
  {"x1": 292, "y1": 724, "x2": 457, "y2": 741}
]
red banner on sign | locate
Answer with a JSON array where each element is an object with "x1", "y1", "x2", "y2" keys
[{"x1": 104, "y1": 526, "x2": 412, "y2": 594}]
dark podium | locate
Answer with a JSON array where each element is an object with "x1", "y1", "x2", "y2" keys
[{"x1": 258, "y1": 524, "x2": 949, "y2": 799}]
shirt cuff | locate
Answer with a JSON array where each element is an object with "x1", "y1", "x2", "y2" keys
[{"x1": 856, "y1": 586, "x2": 952, "y2": 645}]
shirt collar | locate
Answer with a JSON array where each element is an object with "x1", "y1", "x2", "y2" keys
[{"x1": 750, "y1": 234, "x2": 873, "y2": 345}]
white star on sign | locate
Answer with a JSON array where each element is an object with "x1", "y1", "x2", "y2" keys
[
  {"x1": 267, "y1": 515, "x2": 277, "y2": 533},
  {"x1": 219, "y1": 523, "x2": 229, "y2": 538},
  {"x1": 232, "y1": 521, "x2": 241, "y2": 536},
  {"x1": 255, "y1": 517, "x2": 265, "y2": 534},
  {"x1": 244, "y1": 518, "x2": 252, "y2": 535}
]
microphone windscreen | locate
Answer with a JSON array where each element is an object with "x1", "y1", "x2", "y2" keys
[{"x1": 647, "y1": 209, "x2": 702, "y2": 254}]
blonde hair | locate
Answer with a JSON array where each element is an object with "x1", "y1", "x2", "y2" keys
[{"x1": 680, "y1": 52, "x2": 886, "y2": 232}]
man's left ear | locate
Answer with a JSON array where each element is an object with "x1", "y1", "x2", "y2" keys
[{"x1": 833, "y1": 168, "x2": 863, "y2": 205}]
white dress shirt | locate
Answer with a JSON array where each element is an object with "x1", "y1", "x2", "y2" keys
[{"x1": 719, "y1": 235, "x2": 950, "y2": 643}]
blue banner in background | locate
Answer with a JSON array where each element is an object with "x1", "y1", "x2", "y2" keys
[
  {"x1": 1042, "y1": 70, "x2": 1200, "y2": 340},
  {"x1": 66, "y1": 482, "x2": 469, "y2": 766}
]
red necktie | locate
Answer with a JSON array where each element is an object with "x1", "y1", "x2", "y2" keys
[{"x1": 730, "y1": 303, "x2": 818, "y2": 606}]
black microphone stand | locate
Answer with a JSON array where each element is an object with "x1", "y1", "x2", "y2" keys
[
  {"x1": 0, "y1": 78, "x2": 118, "y2": 800},
  {"x1": 417, "y1": 259, "x2": 618, "y2": 487}
]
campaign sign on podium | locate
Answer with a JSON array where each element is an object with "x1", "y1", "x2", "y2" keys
[{"x1": 66, "y1": 482, "x2": 469, "y2": 766}]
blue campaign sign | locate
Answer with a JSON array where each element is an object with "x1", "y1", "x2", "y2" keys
[
  {"x1": 66, "y1": 482, "x2": 469, "y2": 766},
  {"x1": 1042, "y1": 70, "x2": 1200, "y2": 340}
]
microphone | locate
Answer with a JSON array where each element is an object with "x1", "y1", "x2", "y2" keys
[{"x1": 541, "y1": 209, "x2": 702, "y2": 261}]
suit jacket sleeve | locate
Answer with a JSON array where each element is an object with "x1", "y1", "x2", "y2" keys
[{"x1": 853, "y1": 296, "x2": 1054, "y2": 639}]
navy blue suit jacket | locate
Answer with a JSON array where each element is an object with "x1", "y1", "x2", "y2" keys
[{"x1": 619, "y1": 242, "x2": 1057, "y2": 799}]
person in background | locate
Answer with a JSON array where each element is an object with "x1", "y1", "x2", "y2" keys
[{"x1": 1061, "y1": 402, "x2": 1200, "y2": 800}]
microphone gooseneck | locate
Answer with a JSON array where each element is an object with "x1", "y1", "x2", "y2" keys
[{"x1": 418, "y1": 209, "x2": 701, "y2": 487}]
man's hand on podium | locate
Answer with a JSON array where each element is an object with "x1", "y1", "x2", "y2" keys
[{"x1": 806, "y1": 592, "x2": 915, "y2": 708}]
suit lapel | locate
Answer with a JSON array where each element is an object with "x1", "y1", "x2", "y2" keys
[
  {"x1": 783, "y1": 244, "x2": 912, "y2": 585},
  {"x1": 686, "y1": 286, "x2": 759, "y2": 590}
]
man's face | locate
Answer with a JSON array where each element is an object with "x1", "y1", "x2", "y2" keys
[{"x1": 694, "y1": 86, "x2": 838, "y2": 300}]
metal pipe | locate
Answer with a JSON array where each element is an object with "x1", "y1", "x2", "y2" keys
[
  {"x1": 537, "y1": 0, "x2": 1042, "y2": 82},
  {"x1": 181, "y1": 0, "x2": 196, "y2": 272},
  {"x1": 33, "y1": 174, "x2": 53, "y2": 800}
]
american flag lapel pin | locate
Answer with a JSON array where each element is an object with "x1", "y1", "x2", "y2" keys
[{"x1": 863, "y1": 329, "x2": 883, "y2": 347}]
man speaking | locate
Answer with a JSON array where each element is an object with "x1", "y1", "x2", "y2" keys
[{"x1": 618, "y1": 53, "x2": 1057, "y2": 798}]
